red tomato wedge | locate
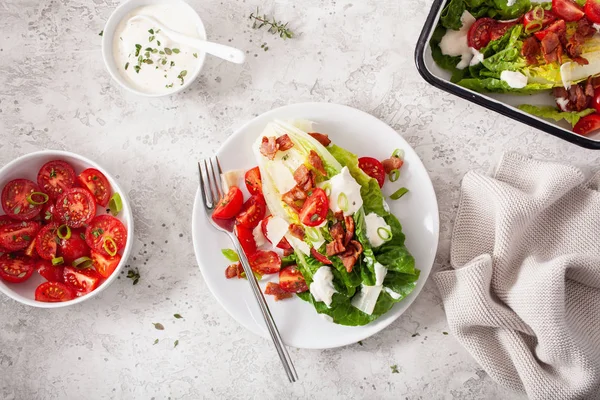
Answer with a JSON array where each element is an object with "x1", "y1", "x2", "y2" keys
[
  {"x1": 523, "y1": 8, "x2": 557, "y2": 29},
  {"x1": 55, "y1": 188, "x2": 97, "y2": 228},
  {"x1": 77, "y1": 168, "x2": 111, "y2": 207},
  {"x1": 249, "y1": 250, "x2": 281, "y2": 275},
  {"x1": 534, "y1": 19, "x2": 567, "y2": 40},
  {"x1": 574, "y1": 114, "x2": 600, "y2": 135},
  {"x1": 85, "y1": 215, "x2": 127, "y2": 256},
  {"x1": 58, "y1": 228, "x2": 90, "y2": 263},
  {"x1": 553, "y1": 0, "x2": 585, "y2": 21},
  {"x1": 467, "y1": 18, "x2": 495, "y2": 50},
  {"x1": 299, "y1": 188, "x2": 328, "y2": 227},
  {"x1": 212, "y1": 186, "x2": 244, "y2": 220},
  {"x1": 1, "y1": 179, "x2": 44, "y2": 221},
  {"x1": 41, "y1": 202, "x2": 59, "y2": 224},
  {"x1": 35, "y1": 282, "x2": 74, "y2": 302},
  {"x1": 36, "y1": 259, "x2": 65, "y2": 283},
  {"x1": 260, "y1": 216, "x2": 292, "y2": 250},
  {"x1": 0, "y1": 253, "x2": 35, "y2": 283},
  {"x1": 63, "y1": 266, "x2": 102, "y2": 297},
  {"x1": 358, "y1": 157, "x2": 386, "y2": 188},
  {"x1": 37, "y1": 160, "x2": 76, "y2": 200},
  {"x1": 244, "y1": 167, "x2": 263, "y2": 195},
  {"x1": 236, "y1": 194, "x2": 266, "y2": 229},
  {"x1": 235, "y1": 226, "x2": 257, "y2": 257},
  {"x1": 310, "y1": 247, "x2": 333, "y2": 265},
  {"x1": 490, "y1": 20, "x2": 519, "y2": 41},
  {"x1": 586, "y1": 0, "x2": 600, "y2": 23},
  {"x1": 35, "y1": 223, "x2": 58, "y2": 260},
  {"x1": 24, "y1": 237, "x2": 37, "y2": 258},
  {"x1": 91, "y1": 250, "x2": 121, "y2": 278},
  {"x1": 0, "y1": 221, "x2": 40, "y2": 251},
  {"x1": 279, "y1": 265, "x2": 309, "y2": 293}
]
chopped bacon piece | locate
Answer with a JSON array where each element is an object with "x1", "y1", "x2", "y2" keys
[
  {"x1": 568, "y1": 84, "x2": 590, "y2": 112},
  {"x1": 260, "y1": 136, "x2": 278, "y2": 160},
  {"x1": 382, "y1": 157, "x2": 403, "y2": 174},
  {"x1": 564, "y1": 32, "x2": 586, "y2": 61},
  {"x1": 282, "y1": 187, "x2": 307, "y2": 211},
  {"x1": 225, "y1": 263, "x2": 243, "y2": 279},
  {"x1": 308, "y1": 132, "x2": 332, "y2": 147},
  {"x1": 585, "y1": 76, "x2": 595, "y2": 97},
  {"x1": 289, "y1": 223, "x2": 305, "y2": 240},
  {"x1": 326, "y1": 222, "x2": 346, "y2": 256},
  {"x1": 338, "y1": 240, "x2": 364, "y2": 273},
  {"x1": 521, "y1": 37, "x2": 541, "y2": 65},
  {"x1": 308, "y1": 150, "x2": 326, "y2": 175},
  {"x1": 576, "y1": 17, "x2": 596, "y2": 38},
  {"x1": 326, "y1": 240, "x2": 346, "y2": 257},
  {"x1": 334, "y1": 211, "x2": 344, "y2": 221},
  {"x1": 541, "y1": 32, "x2": 563, "y2": 64},
  {"x1": 293, "y1": 165, "x2": 315, "y2": 192},
  {"x1": 265, "y1": 282, "x2": 293, "y2": 301},
  {"x1": 276, "y1": 134, "x2": 294, "y2": 151},
  {"x1": 343, "y1": 216, "x2": 355, "y2": 246}
]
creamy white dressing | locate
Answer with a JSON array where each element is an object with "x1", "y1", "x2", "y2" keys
[
  {"x1": 384, "y1": 287, "x2": 402, "y2": 300},
  {"x1": 265, "y1": 216, "x2": 288, "y2": 245},
  {"x1": 500, "y1": 70, "x2": 528, "y2": 89},
  {"x1": 374, "y1": 262, "x2": 388, "y2": 286},
  {"x1": 556, "y1": 97, "x2": 570, "y2": 112},
  {"x1": 439, "y1": 11, "x2": 477, "y2": 70},
  {"x1": 351, "y1": 284, "x2": 383, "y2": 315},
  {"x1": 364, "y1": 212, "x2": 391, "y2": 248},
  {"x1": 507, "y1": 0, "x2": 517, "y2": 6},
  {"x1": 113, "y1": 3, "x2": 203, "y2": 94},
  {"x1": 310, "y1": 267, "x2": 337, "y2": 307},
  {"x1": 323, "y1": 167, "x2": 363, "y2": 216}
]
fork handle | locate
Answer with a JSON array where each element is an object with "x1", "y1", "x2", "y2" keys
[{"x1": 228, "y1": 232, "x2": 299, "y2": 383}]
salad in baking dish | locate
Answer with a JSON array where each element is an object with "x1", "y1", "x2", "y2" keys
[
  {"x1": 431, "y1": 0, "x2": 600, "y2": 135},
  {"x1": 212, "y1": 120, "x2": 416, "y2": 326}
]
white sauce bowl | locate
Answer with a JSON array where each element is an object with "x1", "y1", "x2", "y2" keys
[{"x1": 102, "y1": 0, "x2": 207, "y2": 97}]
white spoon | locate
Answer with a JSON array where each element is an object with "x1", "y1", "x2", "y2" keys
[{"x1": 129, "y1": 15, "x2": 246, "y2": 64}]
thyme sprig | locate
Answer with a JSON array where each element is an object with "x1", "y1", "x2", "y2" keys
[{"x1": 249, "y1": 8, "x2": 294, "y2": 39}]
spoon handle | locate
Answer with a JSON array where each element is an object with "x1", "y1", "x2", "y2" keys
[{"x1": 188, "y1": 39, "x2": 246, "y2": 64}]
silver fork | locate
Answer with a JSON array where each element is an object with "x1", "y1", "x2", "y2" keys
[{"x1": 198, "y1": 156, "x2": 299, "y2": 383}]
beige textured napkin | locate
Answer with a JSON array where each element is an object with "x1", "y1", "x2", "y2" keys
[{"x1": 434, "y1": 152, "x2": 600, "y2": 400}]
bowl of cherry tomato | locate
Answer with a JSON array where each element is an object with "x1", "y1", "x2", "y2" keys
[{"x1": 0, "y1": 150, "x2": 133, "y2": 307}]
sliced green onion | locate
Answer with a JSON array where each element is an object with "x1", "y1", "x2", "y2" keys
[
  {"x1": 525, "y1": 21, "x2": 542, "y2": 34},
  {"x1": 26, "y1": 192, "x2": 49, "y2": 205},
  {"x1": 109, "y1": 193, "x2": 123, "y2": 216},
  {"x1": 73, "y1": 256, "x2": 93, "y2": 269},
  {"x1": 337, "y1": 192, "x2": 348, "y2": 212},
  {"x1": 52, "y1": 257, "x2": 64, "y2": 266},
  {"x1": 390, "y1": 187, "x2": 409, "y2": 200},
  {"x1": 391, "y1": 148, "x2": 405, "y2": 159},
  {"x1": 377, "y1": 227, "x2": 393, "y2": 242},
  {"x1": 389, "y1": 169, "x2": 400, "y2": 182},
  {"x1": 322, "y1": 183, "x2": 332, "y2": 197},
  {"x1": 532, "y1": 5, "x2": 544, "y2": 21},
  {"x1": 103, "y1": 237, "x2": 118, "y2": 257},
  {"x1": 57, "y1": 224, "x2": 71, "y2": 240},
  {"x1": 305, "y1": 227, "x2": 320, "y2": 242}
]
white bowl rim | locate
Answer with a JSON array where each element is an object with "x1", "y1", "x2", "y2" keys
[
  {"x1": 0, "y1": 150, "x2": 134, "y2": 308},
  {"x1": 101, "y1": 0, "x2": 208, "y2": 98}
]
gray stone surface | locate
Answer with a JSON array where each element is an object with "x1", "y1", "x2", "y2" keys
[{"x1": 1, "y1": 0, "x2": 597, "y2": 398}]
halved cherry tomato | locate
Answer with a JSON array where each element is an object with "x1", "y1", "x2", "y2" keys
[
  {"x1": 35, "y1": 282, "x2": 74, "y2": 302},
  {"x1": 63, "y1": 266, "x2": 102, "y2": 297},
  {"x1": 358, "y1": 157, "x2": 386, "y2": 188},
  {"x1": 553, "y1": 0, "x2": 585, "y2": 21},
  {"x1": 212, "y1": 186, "x2": 244, "y2": 220},
  {"x1": 573, "y1": 114, "x2": 600, "y2": 135},
  {"x1": 55, "y1": 188, "x2": 97, "y2": 228},
  {"x1": 35, "y1": 223, "x2": 58, "y2": 260},
  {"x1": 36, "y1": 259, "x2": 64, "y2": 282},
  {"x1": 37, "y1": 160, "x2": 76, "y2": 200},
  {"x1": 41, "y1": 202, "x2": 59, "y2": 224},
  {"x1": 523, "y1": 8, "x2": 557, "y2": 29},
  {"x1": 586, "y1": 0, "x2": 600, "y2": 22},
  {"x1": 279, "y1": 265, "x2": 309, "y2": 293},
  {"x1": 77, "y1": 168, "x2": 111, "y2": 207},
  {"x1": 467, "y1": 18, "x2": 495, "y2": 50},
  {"x1": 534, "y1": 19, "x2": 567, "y2": 40},
  {"x1": 91, "y1": 250, "x2": 121, "y2": 278},
  {"x1": 1, "y1": 179, "x2": 44, "y2": 221},
  {"x1": 85, "y1": 215, "x2": 127, "y2": 256},
  {"x1": 0, "y1": 215, "x2": 12, "y2": 227},
  {"x1": 244, "y1": 167, "x2": 263, "y2": 195},
  {"x1": 593, "y1": 88, "x2": 600, "y2": 113},
  {"x1": 0, "y1": 221, "x2": 40, "y2": 251},
  {"x1": 0, "y1": 253, "x2": 35, "y2": 283},
  {"x1": 260, "y1": 216, "x2": 292, "y2": 250},
  {"x1": 235, "y1": 226, "x2": 257, "y2": 256},
  {"x1": 310, "y1": 247, "x2": 333, "y2": 265},
  {"x1": 236, "y1": 194, "x2": 266, "y2": 228},
  {"x1": 24, "y1": 237, "x2": 37, "y2": 258},
  {"x1": 490, "y1": 20, "x2": 519, "y2": 41},
  {"x1": 59, "y1": 228, "x2": 90, "y2": 263},
  {"x1": 299, "y1": 188, "x2": 328, "y2": 227},
  {"x1": 249, "y1": 250, "x2": 281, "y2": 275}
]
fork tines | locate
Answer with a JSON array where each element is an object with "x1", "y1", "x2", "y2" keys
[{"x1": 198, "y1": 156, "x2": 224, "y2": 210}]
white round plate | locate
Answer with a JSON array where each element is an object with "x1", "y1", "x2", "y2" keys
[{"x1": 192, "y1": 103, "x2": 439, "y2": 349}]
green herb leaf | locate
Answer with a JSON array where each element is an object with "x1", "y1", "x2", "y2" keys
[
  {"x1": 164, "y1": 47, "x2": 172, "y2": 55},
  {"x1": 391, "y1": 365, "x2": 399, "y2": 374},
  {"x1": 221, "y1": 249, "x2": 239, "y2": 262},
  {"x1": 153, "y1": 323, "x2": 164, "y2": 330},
  {"x1": 148, "y1": 35, "x2": 155, "y2": 42},
  {"x1": 172, "y1": 48, "x2": 180, "y2": 54},
  {"x1": 80, "y1": 233, "x2": 85, "y2": 240},
  {"x1": 249, "y1": 8, "x2": 294, "y2": 40},
  {"x1": 443, "y1": 331, "x2": 448, "y2": 335},
  {"x1": 148, "y1": 28, "x2": 154, "y2": 34},
  {"x1": 193, "y1": 53, "x2": 198, "y2": 58},
  {"x1": 23, "y1": 235, "x2": 30, "y2": 241},
  {"x1": 99, "y1": 30, "x2": 103, "y2": 36},
  {"x1": 174, "y1": 339, "x2": 179, "y2": 348},
  {"x1": 174, "y1": 313, "x2": 183, "y2": 319},
  {"x1": 157, "y1": 40, "x2": 161, "y2": 46},
  {"x1": 127, "y1": 268, "x2": 140, "y2": 285},
  {"x1": 153, "y1": 339, "x2": 159, "y2": 345},
  {"x1": 135, "y1": 44, "x2": 142, "y2": 57}
]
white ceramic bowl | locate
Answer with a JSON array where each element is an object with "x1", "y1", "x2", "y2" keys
[
  {"x1": 0, "y1": 150, "x2": 134, "y2": 308},
  {"x1": 101, "y1": 0, "x2": 207, "y2": 97}
]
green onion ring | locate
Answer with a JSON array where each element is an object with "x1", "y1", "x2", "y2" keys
[
  {"x1": 109, "y1": 193, "x2": 123, "y2": 216},
  {"x1": 57, "y1": 224, "x2": 71, "y2": 240},
  {"x1": 525, "y1": 21, "x2": 542, "y2": 34},
  {"x1": 389, "y1": 169, "x2": 400, "y2": 182},
  {"x1": 52, "y1": 257, "x2": 64, "y2": 266},
  {"x1": 322, "y1": 183, "x2": 332, "y2": 197},
  {"x1": 391, "y1": 148, "x2": 405, "y2": 159},
  {"x1": 532, "y1": 5, "x2": 544, "y2": 21},
  {"x1": 377, "y1": 227, "x2": 393, "y2": 242},
  {"x1": 305, "y1": 227, "x2": 320, "y2": 242},
  {"x1": 26, "y1": 192, "x2": 49, "y2": 205},
  {"x1": 73, "y1": 256, "x2": 93, "y2": 269},
  {"x1": 337, "y1": 193, "x2": 348, "y2": 212},
  {"x1": 103, "y1": 237, "x2": 118, "y2": 257},
  {"x1": 390, "y1": 187, "x2": 409, "y2": 200}
]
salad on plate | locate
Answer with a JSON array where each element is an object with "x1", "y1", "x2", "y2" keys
[
  {"x1": 212, "y1": 120, "x2": 418, "y2": 326},
  {"x1": 431, "y1": 0, "x2": 600, "y2": 135}
]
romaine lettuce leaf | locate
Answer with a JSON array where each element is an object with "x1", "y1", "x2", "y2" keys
[{"x1": 517, "y1": 105, "x2": 595, "y2": 126}]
